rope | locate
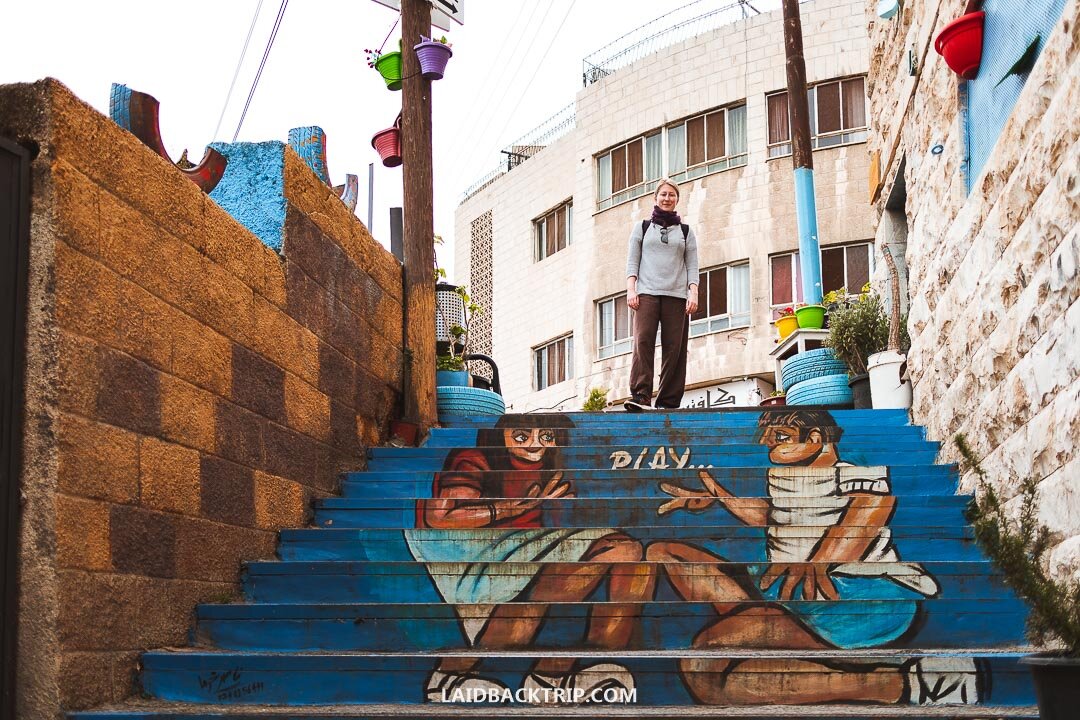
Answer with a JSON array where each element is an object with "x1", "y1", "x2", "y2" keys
[
  {"x1": 232, "y1": 0, "x2": 290, "y2": 142},
  {"x1": 212, "y1": 0, "x2": 265, "y2": 142}
]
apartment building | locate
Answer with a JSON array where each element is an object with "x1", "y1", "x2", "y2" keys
[{"x1": 455, "y1": 0, "x2": 873, "y2": 411}]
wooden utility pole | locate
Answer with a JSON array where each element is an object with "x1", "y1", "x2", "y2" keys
[
  {"x1": 782, "y1": 0, "x2": 823, "y2": 304},
  {"x1": 401, "y1": 0, "x2": 437, "y2": 428}
]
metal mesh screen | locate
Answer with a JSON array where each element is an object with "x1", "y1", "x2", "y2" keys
[{"x1": 468, "y1": 211, "x2": 494, "y2": 380}]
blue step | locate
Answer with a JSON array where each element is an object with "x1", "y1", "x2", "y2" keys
[
  {"x1": 313, "y1": 495, "x2": 973, "y2": 529},
  {"x1": 241, "y1": 560, "x2": 1016, "y2": 605},
  {"x1": 340, "y1": 465, "x2": 962, "y2": 498},
  {"x1": 435, "y1": 408, "x2": 916, "y2": 428},
  {"x1": 363, "y1": 445, "x2": 941, "y2": 471},
  {"x1": 277, "y1": 526, "x2": 985, "y2": 562},
  {"x1": 137, "y1": 651, "x2": 1036, "y2": 706},
  {"x1": 194, "y1": 599, "x2": 1028, "y2": 651},
  {"x1": 422, "y1": 424, "x2": 930, "y2": 446}
]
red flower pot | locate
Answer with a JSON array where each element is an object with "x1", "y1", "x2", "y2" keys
[
  {"x1": 760, "y1": 396, "x2": 787, "y2": 407},
  {"x1": 935, "y1": 12, "x2": 985, "y2": 80},
  {"x1": 371, "y1": 126, "x2": 402, "y2": 168}
]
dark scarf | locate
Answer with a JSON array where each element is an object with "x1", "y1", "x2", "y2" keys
[{"x1": 650, "y1": 205, "x2": 682, "y2": 228}]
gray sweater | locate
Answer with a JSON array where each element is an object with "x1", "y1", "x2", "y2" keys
[{"x1": 626, "y1": 222, "x2": 699, "y2": 299}]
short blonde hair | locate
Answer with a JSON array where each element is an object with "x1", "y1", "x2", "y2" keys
[{"x1": 654, "y1": 178, "x2": 680, "y2": 199}]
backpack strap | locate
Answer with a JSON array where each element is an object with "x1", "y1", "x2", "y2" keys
[
  {"x1": 681, "y1": 223, "x2": 689, "y2": 238},
  {"x1": 641, "y1": 220, "x2": 651, "y2": 237}
]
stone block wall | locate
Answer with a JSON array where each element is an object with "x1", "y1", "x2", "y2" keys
[
  {"x1": 0, "y1": 79, "x2": 404, "y2": 716},
  {"x1": 865, "y1": 2, "x2": 1078, "y2": 572}
]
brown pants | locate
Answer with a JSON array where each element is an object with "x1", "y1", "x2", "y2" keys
[{"x1": 629, "y1": 294, "x2": 689, "y2": 409}]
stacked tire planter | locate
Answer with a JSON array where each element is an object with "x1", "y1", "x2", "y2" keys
[
  {"x1": 780, "y1": 348, "x2": 854, "y2": 407},
  {"x1": 436, "y1": 386, "x2": 505, "y2": 418}
]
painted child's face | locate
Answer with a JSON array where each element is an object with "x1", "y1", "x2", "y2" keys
[
  {"x1": 758, "y1": 424, "x2": 824, "y2": 465},
  {"x1": 504, "y1": 428, "x2": 557, "y2": 463}
]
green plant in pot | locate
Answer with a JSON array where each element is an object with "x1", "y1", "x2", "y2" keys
[
  {"x1": 823, "y1": 286, "x2": 889, "y2": 409},
  {"x1": 582, "y1": 387, "x2": 609, "y2": 412},
  {"x1": 957, "y1": 435, "x2": 1080, "y2": 719}
]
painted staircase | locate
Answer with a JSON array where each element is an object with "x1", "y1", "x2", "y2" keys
[{"x1": 73, "y1": 409, "x2": 1038, "y2": 718}]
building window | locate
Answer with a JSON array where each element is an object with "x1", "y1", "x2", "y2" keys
[
  {"x1": 534, "y1": 334, "x2": 573, "y2": 390},
  {"x1": 668, "y1": 105, "x2": 749, "y2": 184},
  {"x1": 597, "y1": 294, "x2": 634, "y2": 359},
  {"x1": 597, "y1": 132, "x2": 663, "y2": 211},
  {"x1": 535, "y1": 200, "x2": 573, "y2": 261},
  {"x1": 767, "y1": 77, "x2": 868, "y2": 158},
  {"x1": 690, "y1": 263, "x2": 751, "y2": 336},
  {"x1": 770, "y1": 242, "x2": 873, "y2": 318}
]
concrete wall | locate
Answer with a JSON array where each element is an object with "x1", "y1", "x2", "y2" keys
[
  {"x1": 456, "y1": 0, "x2": 874, "y2": 411},
  {"x1": 865, "y1": 1, "x2": 1078, "y2": 572},
  {"x1": 0, "y1": 79, "x2": 404, "y2": 716}
]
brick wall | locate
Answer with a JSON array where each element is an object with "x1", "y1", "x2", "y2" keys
[
  {"x1": 866, "y1": 2, "x2": 1078, "y2": 572},
  {"x1": 0, "y1": 79, "x2": 404, "y2": 715}
]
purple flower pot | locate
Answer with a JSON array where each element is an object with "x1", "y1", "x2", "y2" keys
[{"x1": 414, "y1": 39, "x2": 452, "y2": 80}]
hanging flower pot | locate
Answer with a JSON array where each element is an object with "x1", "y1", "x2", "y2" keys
[
  {"x1": 934, "y1": 12, "x2": 986, "y2": 80},
  {"x1": 373, "y1": 50, "x2": 403, "y2": 91},
  {"x1": 371, "y1": 114, "x2": 402, "y2": 168},
  {"x1": 414, "y1": 36, "x2": 453, "y2": 80},
  {"x1": 795, "y1": 304, "x2": 826, "y2": 329}
]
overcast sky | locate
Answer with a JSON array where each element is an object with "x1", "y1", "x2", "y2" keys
[{"x1": 1, "y1": 0, "x2": 779, "y2": 280}]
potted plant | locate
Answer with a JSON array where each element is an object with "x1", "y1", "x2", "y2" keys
[
  {"x1": 794, "y1": 301, "x2": 826, "y2": 330},
  {"x1": 774, "y1": 307, "x2": 798, "y2": 341},
  {"x1": 414, "y1": 35, "x2": 453, "y2": 80},
  {"x1": 957, "y1": 435, "x2": 1080, "y2": 720},
  {"x1": 934, "y1": 0, "x2": 986, "y2": 80},
  {"x1": 823, "y1": 286, "x2": 889, "y2": 409},
  {"x1": 582, "y1": 387, "x2": 609, "y2": 412},
  {"x1": 366, "y1": 44, "x2": 403, "y2": 90},
  {"x1": 866, "y1": 246, "x2": 912, "y2": 409},
  {"x1": 371, "y1": 113, "x2": 402, "y2": 168},
  {"x1": 760, "y1": 390, "x2": 786, "y2": 407}
]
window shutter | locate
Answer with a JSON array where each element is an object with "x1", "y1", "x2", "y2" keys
[
  {"x1": 687, "y1": 116, "x2": 706, "y2": 166},
  {"x1": 612, "y1": 146, "x2": 627, "y2": 192},
  {"x1": 706, "y1": 111, "x2": 726, "y2": 160},
  {"x1": 816, "y1": 82, "x2": 842, "y2": 135},
  {"x1": 841, "y1": 77, "x2": 866, "y2": 130},
  {"x1": 627, "y1": 138, "x2": 644, "y2": 187},
  {"x1": 767, "y1": 93, "x2": 791, "y2": 145}
]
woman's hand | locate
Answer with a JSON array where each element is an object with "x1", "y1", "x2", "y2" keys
[
  {"x1": 685, "y1": 285, "x2": 699, "y2": 315},
  {"x1": 627, "y1": 289, "x2": 639, "y2": 310}
]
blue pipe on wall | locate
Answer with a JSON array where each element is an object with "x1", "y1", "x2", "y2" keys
[{"x1": 794, "y1": 166, "x2": 823, "y2": 304}]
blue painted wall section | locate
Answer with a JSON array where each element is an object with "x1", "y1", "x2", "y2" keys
[
  {"x1": 963, "y1": 0, "x2": 1067, "y2": 192},
  {"x1": 71, "y1": 408, "x2": 1038, "y2": 717},
  {"x1": 207, "y1": 141, "x2": 287, "y2": 252}
]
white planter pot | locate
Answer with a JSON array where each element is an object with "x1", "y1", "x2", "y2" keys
[{"x1": 867, "y1": 350, "x2": 912, "y2": 409}]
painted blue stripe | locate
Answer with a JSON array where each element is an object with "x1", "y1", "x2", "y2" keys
[
  {"x1": 796, "y1": 166, "x2": 823, "y2": 303},
  {"x1": 370, "y1": 441, "x2": 941, "y2": 459}
]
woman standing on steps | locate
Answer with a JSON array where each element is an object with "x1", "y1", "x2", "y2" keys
[
  {"x1": 405, "y1": 413, "x2": 656, "y2": 704},
  {"x1": 624, "y1": 178, "x2": 699, "y2": 412}
]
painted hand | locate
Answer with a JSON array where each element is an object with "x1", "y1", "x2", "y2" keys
[
  {"x1": 657, "y1": 470, "x2": 728, "y2": 515},
  {"x1": 760, "y1": 562, "x2": 839, "y2": 601},
  {"x1": 498, "y1": 472, "x2": 574, "y2": 520}
]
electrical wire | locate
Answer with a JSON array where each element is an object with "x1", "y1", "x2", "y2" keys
[
  {"x1": 483, "y1": 0, "x2": 579, "y2": 162},
  {"x1": 446, "y1": 0, "x2": 554, "y2": 170},
  {"x1": 232, "y1": 0, "x2": 290, "y2": 142},
  {"x1": 212, "y1": 0, "x2": 265, "y2": 142}
]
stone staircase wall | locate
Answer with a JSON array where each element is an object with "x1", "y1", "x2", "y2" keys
[{"x1": 0, "y1": 79, "x2": 405, "y2": 716}]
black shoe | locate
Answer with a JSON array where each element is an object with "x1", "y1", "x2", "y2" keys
[{"x1": 624, "y1": 398, "x2": 651, "y2": 412}]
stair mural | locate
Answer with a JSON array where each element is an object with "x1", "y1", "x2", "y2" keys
[{"x1": 74, "y1": 409, "x2": 1038, "y2": 717}]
